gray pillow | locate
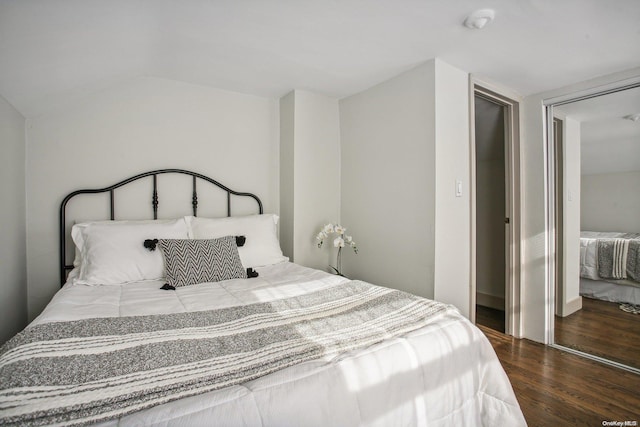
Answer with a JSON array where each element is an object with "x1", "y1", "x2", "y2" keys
[{"x1": 157, "y1": 237, "x2": 247, "y2": 287}]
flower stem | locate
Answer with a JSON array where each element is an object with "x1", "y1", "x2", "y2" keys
[{"x1": 337, "y1": 246, "x2": 342, "y2": 275}]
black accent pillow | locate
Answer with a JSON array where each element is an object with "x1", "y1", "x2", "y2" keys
[
  {"x1": 157, "y1": 237, "x2": 247, "y2": 287},
  {"x1": 144, "y1": 239, "x2": 159, "y2": 251}
]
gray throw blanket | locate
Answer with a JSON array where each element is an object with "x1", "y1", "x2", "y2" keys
[
  {"x1": 628, "y1": 240, "x2": 640, "y2": 282},
  {"x1": 0, "y1": 281, "x2": 453, "y2": 426},
  {"x1": 597, "y1": 233, "x2": 640, "y2": 282}
]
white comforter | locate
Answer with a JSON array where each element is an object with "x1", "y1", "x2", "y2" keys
[{"x1": 32, "y1": 263, "x2": 525, "y2": 427}]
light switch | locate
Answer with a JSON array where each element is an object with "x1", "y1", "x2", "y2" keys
[{"x1": 455, "y1": 180, "x2": 463, "y2": 197}]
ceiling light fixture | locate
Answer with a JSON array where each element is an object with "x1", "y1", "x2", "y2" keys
[
  {"x1": 623, "y1": 113, "x2": 640, "y2": 122},
  {"x1": 464, "y1": 9, "x2": 495, "y2": 30}
]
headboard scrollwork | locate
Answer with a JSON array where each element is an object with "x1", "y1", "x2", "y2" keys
[{"x1": 59, "y1": 169, "x2": 263, "y2": 286}]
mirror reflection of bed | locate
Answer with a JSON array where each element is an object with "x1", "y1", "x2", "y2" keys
[
  {"x1": 552, "y1": 85, "x2": 640, "y2": 371},
  {"x1": 556, "y1": 232, "x2": 640, "y2": 367}
]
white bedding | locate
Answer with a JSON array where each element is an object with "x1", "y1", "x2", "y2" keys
[{"x1": 29, "y1": 262, "x2": 525, "y2": 426}]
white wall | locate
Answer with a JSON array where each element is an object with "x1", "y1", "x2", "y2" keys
[
  {"x1": 560, "y1": 117, "x2": 581, "y2": 316},
  {"x1": 279, "y1": 90, "x2": 341, "y2": 271},
  {"x1": 432, "y1": 60, "x2": 471, "y2": 317},
  {"x1": 340, "y1": 59, "x2": 471, "y2": 315},
  {"x1": 520, "y1": 94, "x2": 549, "y2": 343},
  {"x1": 520, "y1": 67, "x2": 640, "y2": 343},
  {"x1": 26, "y1": 77, "x2": 280, "y2": 320},
  {"x1": 279, "y1": 92, "x2": 295, "y2": 261},
  {"x1": 340, "y1": 62, "x2": 436, "y2": 298},
  {"x1": 581, "y1": 171, "x2": 640, "y2": 233},
  {"x1": 0, "y1": 94, "x2": 27, "y2": 344}
]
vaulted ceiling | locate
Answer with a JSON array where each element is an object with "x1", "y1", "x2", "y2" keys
[{"x1": 1, "y1": 0, "x2": 640, "y2": 118}]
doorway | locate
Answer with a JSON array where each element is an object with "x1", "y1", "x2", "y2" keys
[
  {"x1": 471, "y1": 83, "x2": 521, "y2": 337},
  {"x1": 474, "y1": 95, "x2": 506, "y2": 332}
]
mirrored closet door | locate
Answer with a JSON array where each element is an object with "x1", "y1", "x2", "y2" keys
[{"x1": 548, "y1": 82, "x2": 640, "y2": 372}]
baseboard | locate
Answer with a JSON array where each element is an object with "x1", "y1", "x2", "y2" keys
[
  {"x1": 476, "y1": 292, "x2": 505, "y2": 311},
  {"x1": 559, "y1": 295, "x2": 582, "y2": 317}
]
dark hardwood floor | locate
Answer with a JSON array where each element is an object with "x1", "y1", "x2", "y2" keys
[
  {"x1": 476, "y1": 304, "x2": 505, "y2": 333},
  {"x1": 555, "y1": 297, "x2": 640, "y2": 368},
  {"x1": 480, "y1": 325, "x2": 640, "y2": 427}
]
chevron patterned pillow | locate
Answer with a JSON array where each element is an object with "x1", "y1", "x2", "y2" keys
[{"x1": 157, "y1": 237, "x2": 247, "y2": 287}]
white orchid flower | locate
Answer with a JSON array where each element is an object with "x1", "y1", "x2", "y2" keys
[{"x1": 317, "y1": 223, "x2": 357, "y2": 274}]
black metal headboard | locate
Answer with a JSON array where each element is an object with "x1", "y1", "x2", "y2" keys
[{"x1": 59, "y1": 169, "x2": 263, "y2": 286}]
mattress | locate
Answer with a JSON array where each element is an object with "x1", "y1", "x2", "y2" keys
[
  {"x1": 9, "y1": 263, "x2": 525, "y2": 426},
  {"x1": 580, "y1": 278, "x2": 640, "y2": 305}
]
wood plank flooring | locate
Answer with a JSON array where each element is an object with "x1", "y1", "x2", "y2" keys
[
  {"x1": 555, "y1": 297, "x2": 640, "y2": 368},
  {"x1": 476, "y1": 304, "x2": 505, "y2": 333},
  {"x1": 480, "y1": 325, "x2": 640, "y2": 426}
]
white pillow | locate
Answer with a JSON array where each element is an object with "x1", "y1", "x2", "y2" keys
[
  {"x1": 71, "y1": 218, "x2": 189, "y2": 285},
  {"x1": 186, "y1": 214, "x2": 288, "y2": 268}
]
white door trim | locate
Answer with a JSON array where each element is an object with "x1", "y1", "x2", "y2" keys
[{"x1": 470, "y1": 77, "x2": 523, "y2": 337}]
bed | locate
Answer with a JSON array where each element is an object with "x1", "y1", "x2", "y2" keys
[
  {"x1": 580, "y1": 231, "x2": 640, "y2": 305},
  {"x1": 0, "y1": 169, "x2": 525, "y2": 426}
]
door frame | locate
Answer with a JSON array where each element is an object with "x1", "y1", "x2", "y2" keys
[{"x1": 469, "y1": 77, "x2": 522, "y2": 337}]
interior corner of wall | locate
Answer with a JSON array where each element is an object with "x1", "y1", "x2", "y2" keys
[
  {"x1": 434, "y1": 57, "x2": 468, "y2": 77},
  {"x1": 279, "y1": 90, "x2": 295, "y2": 106}
]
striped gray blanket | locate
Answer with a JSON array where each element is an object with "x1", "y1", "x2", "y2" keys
[
  {"x1": 0, "y1": 281, "x2": 452, "y2": 426},
  {"x1": 597, "y1": 233, "x2": 640, "y2": 282}
]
